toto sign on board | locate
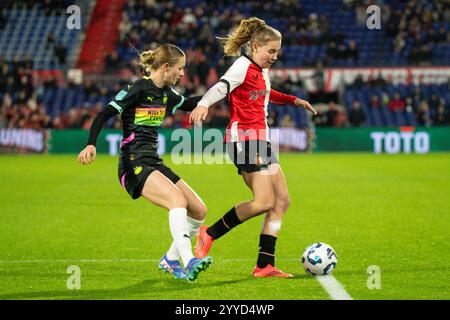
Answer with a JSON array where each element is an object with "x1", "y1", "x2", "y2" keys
[{"x1": 370, "y1": 127, "x2": 430, "y2": 154}]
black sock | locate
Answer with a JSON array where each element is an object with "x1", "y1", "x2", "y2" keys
[
  {"x1": 207, "y1": 207, "x2": 242, "y2": 240},
  {"x1": 257, "y1": 234, "x2": 277, "y2": 268}
]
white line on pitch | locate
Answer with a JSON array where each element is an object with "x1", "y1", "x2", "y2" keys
[{"x1": 316, "y1": 275, "x2": 353, "y2": 300}]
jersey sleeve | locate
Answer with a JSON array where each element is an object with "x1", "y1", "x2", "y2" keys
[
  {"x1": 219, "y1": 57, "x2": 249, "y2": 93},
  {"x1": 167, "y1": 88, "x2": 203, "y2": 113},
  {"x1": 107, "y1": 80, "x2": 142, "y2": 114},
  {"x1": 269, "y1": 89, "x2": 298, "y2": 105},
  {"x1": 166, "y1": 87, "x2": 186, "y2": 113},
  {"x1": 86, "y1": 105, "x2": 119, "y2": 146},
  {"x1": 197, "y1": 82, "x2": 228, "y2": 108},
  {"x1": 197, "y1": 57, "x2": 249, "y2": 107}
]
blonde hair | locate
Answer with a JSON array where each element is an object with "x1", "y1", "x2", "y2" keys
[
  {"x1": 220, "y1": 17, "x2": 282, "y2": 57},
  {"x1": 140, "y1": 44, "x2": 185, "y2": 72}
]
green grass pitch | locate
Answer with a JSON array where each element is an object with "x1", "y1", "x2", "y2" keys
[{"x1": 0, "y1": 153, "x2": 449, "y2": 300}]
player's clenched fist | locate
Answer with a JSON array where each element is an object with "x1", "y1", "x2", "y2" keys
[{"x1": 78, "y1": 145, "x2": 96, "y2": 165}]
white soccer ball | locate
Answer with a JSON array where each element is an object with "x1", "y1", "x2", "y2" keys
[{"x1": 302, "y1": 242, "x2": 338, "y2": 276}]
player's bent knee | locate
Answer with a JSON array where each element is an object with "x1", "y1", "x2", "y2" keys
[
  {"x1": 277, "y1": 195, "x2": 291, "y2": 213},
  {"x1": 267, "y1": 201, "x2": 275, "y2": 212},
  {"x1": 198, "y1": 204, "x2": 207, "y2": 220},
  {"x1": 170, "y1": 192, "x2": 188, "y2": 209},
  {"x1": 267, "y1": 195, "x2": 276, "y2": 211},
  {"x1": 191, "y1": 204, "x2": 207, "y2": 220},
  {"x1": 254, "y1": 199, "x2": 275, "y2": 214}
]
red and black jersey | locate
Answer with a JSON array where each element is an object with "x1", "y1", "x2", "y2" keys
[{"x1": 220, "y1": 54, "x2": 297, "y2": 142}]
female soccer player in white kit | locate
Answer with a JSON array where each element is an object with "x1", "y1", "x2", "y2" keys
[{"x1": 190, "y1": 17, "x2": 316, "y2": 278}]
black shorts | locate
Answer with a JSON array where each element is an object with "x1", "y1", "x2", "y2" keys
[
  {"x1": 226, "y1": 140, "x2": 278, "y2": 175},
  {"x1": 118, "y1": 163, "x2": 181, "y2": 200}
]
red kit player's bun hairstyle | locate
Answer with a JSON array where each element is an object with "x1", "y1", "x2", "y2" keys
[{"x1": 220, "y1": 17, "x2": 282, "y2": 57}]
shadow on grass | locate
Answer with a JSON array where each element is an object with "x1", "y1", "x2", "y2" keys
[
  {"x1": 288, "y1": 274, "x2": 315, "y2": 280},
  {"x1": 0, "y1": 276, "x2": 257, "y2": 300},
  {"x1": 0, "y1": 279, "x2": 161, "y2": 300},
  {"x1": 0, "y1": 271, "x2": 318, "y2": 300}
]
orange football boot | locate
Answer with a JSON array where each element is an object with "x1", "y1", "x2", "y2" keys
[
  {"x1": 252, "y1": 264, "x2": 294, "y2": 278},
  {"x1": 195, "y1": 226, "x2": 214, "y2": 258}
]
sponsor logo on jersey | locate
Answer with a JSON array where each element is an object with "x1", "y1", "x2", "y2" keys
[
  {"x1": 134, "y1": 166, "x2": 143, "y2": 175},
  {"x1": 249, "y1": 89, "x2": 269, "y2": 100},
  {"x1": 134, "y1": 106, "x2": 166, "y2": 126}
]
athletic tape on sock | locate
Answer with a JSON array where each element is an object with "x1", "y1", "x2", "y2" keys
[{"x1": 269, "y1": 220, "x2": 282, "y2": 233}]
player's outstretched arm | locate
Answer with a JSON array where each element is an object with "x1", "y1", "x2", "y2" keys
[
  {"x1": 169, "y1": 95, "x2": 209, "y2": 122},
  {"x1": 269, "y1": 89, "x2": 317, "y2": 115},
  {"x1": 172, "y1": 96, "x2": 202, "y2": 112},
  {"x1": 189, "y1": 81, "x2": 229, "y2": 124},
  {"x1": 293, "y1": 98, "x2": 317, "y2": 115},
  {"x1": 77, "y1": 105, "x2": 118, "y2": 165}
]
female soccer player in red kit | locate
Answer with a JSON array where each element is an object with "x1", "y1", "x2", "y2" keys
[{"x1": 190, "y1": 17, "x2": 317, "y2": 278}]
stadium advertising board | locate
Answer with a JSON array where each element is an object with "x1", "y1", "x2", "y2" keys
[
  {"x1": 314, "y1": 127, "x2": 450, "y2": 153},
  {"x1": 47, "y1": 128, "x2": 311, "y2": 155},
  {"x1": 46, "y1": 127, "x2": 450, "y2": 155},
  {"x1": 0, "y1": 129, "x2": 46, "y2": 153}
]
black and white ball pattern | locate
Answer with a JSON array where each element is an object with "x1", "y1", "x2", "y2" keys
[{"x1": 302, "y1": 242, "x2": 338, "y2": 276}]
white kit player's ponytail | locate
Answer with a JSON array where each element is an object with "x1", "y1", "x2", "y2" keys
[{"x1": 219, "y1": 17, "x2": 282, "y2": 57}]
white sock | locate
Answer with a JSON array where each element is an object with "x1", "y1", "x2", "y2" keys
[
  {"x1": 187, "y1": 216, "x2": 204, "y2": 239},
  {"x1": 165, "y1": 242, "x2": 180, "y2": 261},
  {"x1": 166, "y1": 216, "x2": 204, "y2": 261},
  {"x1": 168, "y1": 208, "x2": 194, "y2": 267}
]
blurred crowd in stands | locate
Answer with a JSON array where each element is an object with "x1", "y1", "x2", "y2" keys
[
  {"x1": 2, "y1": 56, "x2": 449, "y2": 131},
  {"x1": 108, "y1": 0, "x2": 449, "y2": 75},
  {"x1": 0, "y1": 0, "x2": 71, "y2": 16},
  {"x1": 384, "y1": 0, "x2": 449, "y2": 64}
]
